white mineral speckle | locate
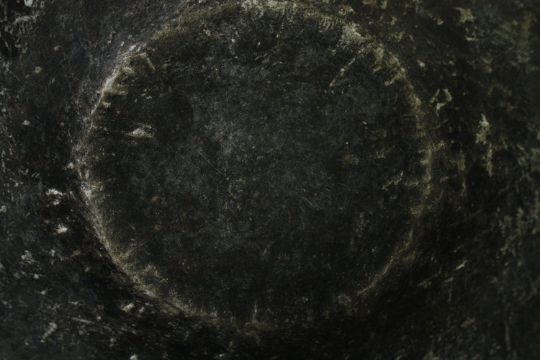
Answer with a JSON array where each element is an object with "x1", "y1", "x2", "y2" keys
[
  {"x1": 456, "y1": 7, "x2": 475, "y2": 24},
  {"x1": 432, "y1": 88, "x2": 453, "y2": 113},
  {"x1": 41, "y1": 322, "x2": 58, "y2": 342},
  {"x1": 443, "y1": 89, "x2": 453, "y2": 102},
  {"x1": 122, "y1": 302, "x2": 135, "y2": 312},
  {"x1": 46, "y1": 188, "x2": 64, "y2": 196},
  {"x1": 55, "y1": 224, "x2": 69, "y2": 234},
  {"x1": 476, "y1": 114, "x2": 490, "y2": 144},
  {"x1": 21, "y1": 250, "x2": 35, "y2": 264},
  {"x1": 485, "y1": 145, "x2": 494, "y2": 176},
  {"x1": 127, "y1": 126, "x2": 154, "y2": 139}
]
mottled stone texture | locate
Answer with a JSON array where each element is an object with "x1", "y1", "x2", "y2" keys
[{"x1": 1, "y1": 0, "x2": 539, "y2": 359}]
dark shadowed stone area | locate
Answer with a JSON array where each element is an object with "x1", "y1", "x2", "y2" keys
[{"x1": 1, "y1": 0, "x2": 539, "y2": 359}]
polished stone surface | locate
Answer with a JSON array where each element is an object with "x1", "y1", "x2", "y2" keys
[{"x1": 1, "y1": 0, "x2": 539, "y2": 359}]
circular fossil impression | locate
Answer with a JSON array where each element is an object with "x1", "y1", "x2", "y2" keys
[{"x1": 79, "y1": 2, "x2": 432, "y2": 326}]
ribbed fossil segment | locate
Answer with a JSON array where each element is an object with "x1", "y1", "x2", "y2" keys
[{"x1": 80, "y1": 2, "x2": 432, "y2": 325}]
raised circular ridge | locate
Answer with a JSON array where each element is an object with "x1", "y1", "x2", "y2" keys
[{"x1": 78, "y1": 1, "x2": 434, "y2": 327}]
